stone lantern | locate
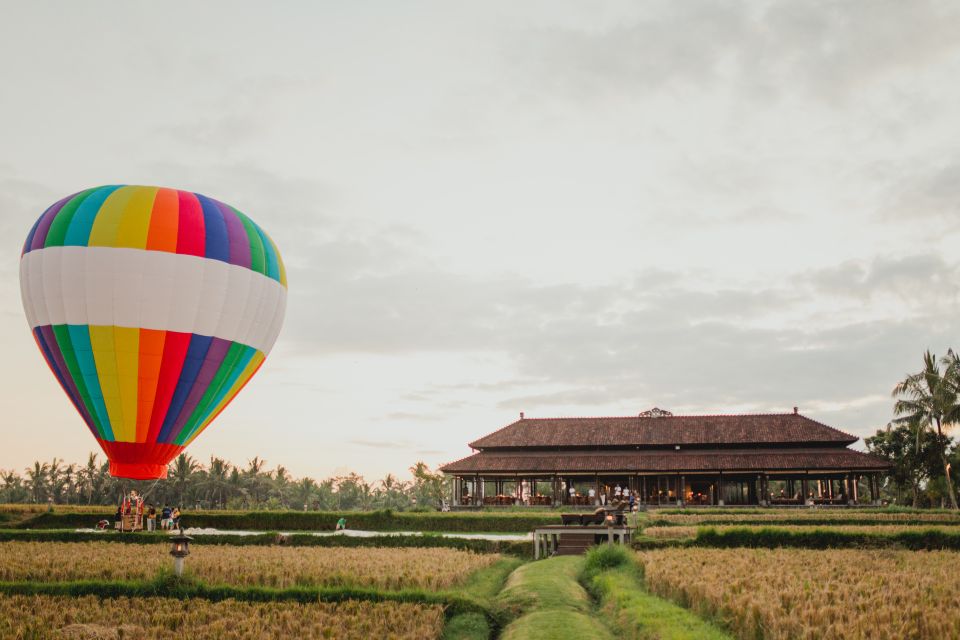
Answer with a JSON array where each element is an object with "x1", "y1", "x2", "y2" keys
[{"x1": 169, "y1": 526, "x2": 193, "y2": 577}]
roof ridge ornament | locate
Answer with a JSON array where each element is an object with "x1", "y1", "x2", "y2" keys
[{"x1": 639, "y1": 407, "x2": 673, "y2": 418}]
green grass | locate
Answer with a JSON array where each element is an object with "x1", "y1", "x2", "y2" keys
[
  {"x1": 495, "y1": 556, "x2": 591, "y2": 618},
  {"x1": 461, "y1": 556, "x2": 525, "y2": 601},
  {"x1": 443, "y1": 612, "x2": 491, "y2": 640},
  {"x1": 500, "y1": 610, "x2": 611, "y2": 640},
  {"x1": 439, "y1": 555, "x2": 526, "y2": 639},
  {"x1": 585, "y1": 560, "x2": 732, "y2": 639},
  {"x1": 494, "y1": 556, "x2": 614, "y2": 640}
]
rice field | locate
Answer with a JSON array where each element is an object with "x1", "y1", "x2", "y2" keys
[
  {"x1": 0, "y1": 542, "x2": 497, "y2": 590},
  {"x1": 0, "y1": 594, "x2": 445, "y2": 640},
  {"x1": 637, "y1": 547, "x2": 960, "y2": 640}
]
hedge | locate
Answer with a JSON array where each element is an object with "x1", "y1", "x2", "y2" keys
[
  {"x1": 0, "y1": 529, "x2": 533, "y2": 556},
  {"x1": 15, "y1": 509, "x2": 557, "y2": 532},
  {"x1": 646, "y1": 517, "x2": 960, "y2": 528},
  {"x1": 652, "y1": 507, "x2": 960, "y2": 515},
  {"x1": 692, "y1": 526, "x2": 960, "y2": 550}
]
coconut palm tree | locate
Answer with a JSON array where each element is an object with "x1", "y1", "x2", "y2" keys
[
  {"x1": 272, "y1": 466, "x2": 292, "y2": 508},
  {"x1": 243, "y1": 457, "x2": 271, "y2": 505},
  {"x1": 892, "y1": 350, "x2": 959, "y2": 509},
  {"x1": 169, "y1": 454, "x2": 198, "y2": 507},
  {"x1": 24, "y1": 461, "x2": 50, "y2": 503},
  {"x1": 77, "y1": 453, "x2": 100, "y2": 504},
  {"x1": 202, "y1": 457, "x2": 232, "y2": 508}
]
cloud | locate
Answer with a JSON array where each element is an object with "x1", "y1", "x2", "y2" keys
[
  {"x1": 879, "y1": 159, "x2": 960, "y2": 230},
  {"x1": 503, "y1": 1, "x2": 960, "y2": 105},
  {"x1": 799, "y1": 255, "x2": 960, "y2": 309},
  {"x1": 275, "y1": 204, "x2": 960, "y2": 439}
]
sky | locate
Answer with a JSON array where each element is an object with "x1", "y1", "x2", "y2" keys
[{"x1": 1, "y1": 1, "x2": 959, "y2": 481}]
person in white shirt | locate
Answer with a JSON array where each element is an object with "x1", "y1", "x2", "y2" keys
[
  {"x1": 568, "y1": 485, "x2": 576, "y2": 504},
  {"x1": 588, "y1": 487, "x2": 596, "y2": 505}
]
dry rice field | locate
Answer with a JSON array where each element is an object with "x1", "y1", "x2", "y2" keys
[
  {"x1": 0, "y1": 594, "x2": 444, "y2": 640},
  {"x1": 637, "y1": 547, "x2": 960, "y2": 640},
  {"x1": 0, "y1": 542, "x2": 497, "y2": 590}
]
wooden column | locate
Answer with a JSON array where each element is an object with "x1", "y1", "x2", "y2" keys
[
  {"x1": 679, "y1": 475, "x2": 686, "y2": 506},
  {"x1": 717, "y1": 473, "x2": 724, "y2": 506},
  {"x1": 802, "y1": 477, "x2": 809, "y2": 504}
]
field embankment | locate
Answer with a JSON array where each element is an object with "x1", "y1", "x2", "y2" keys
[
  {"x1": 6, "y1": 505, "x2": 557, "y2": 533},
  {"x1": 635, "y1": 525, "x2": 960, "y2": 550}
]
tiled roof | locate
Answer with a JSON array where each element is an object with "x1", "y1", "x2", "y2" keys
[
  {"x1": 440, "y1": 448, "x2": 890, "y2": 474},
  {"x1": 468, "y1": 413, "x2": 857, "y2": 449}
]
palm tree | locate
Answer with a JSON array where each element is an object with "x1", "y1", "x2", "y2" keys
[
  {"x1": 77, "y1": 453, "x2": 99, "y2": 504},
  {"x1": 0, "y1": 470, "x2": 27, "y2": 503},
  {"x1": 203, "y1": 457, "x2": 232, "y2": 508},
  {"x1": 169, "y1": 454, "x2": 198, "y2": 507},
  {"x1": 892, "y1": 351, "x2": 959, "y2": 509},
  {"x1": 291, "y1": 477, "x2": 318, "y2": 510},
  {"x1": 243, "y1": 457, "x2": 270, "y2": 505},
  {"x1": 273, "y1": 466, "x2": 292, "y2": 508},
  {"x1": 24, "y1": 461, "x2": 50, "y2": 503}
]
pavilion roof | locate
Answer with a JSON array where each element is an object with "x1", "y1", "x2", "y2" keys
[
  {"x1": 440, "y1": 447, "x2": 890, "y2": 474},
  {"x1": 468, "y1": 412, "x2": 858, "y2": 449}
]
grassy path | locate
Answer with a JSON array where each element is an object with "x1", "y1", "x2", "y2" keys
[
  {"x1": 494, "y1": 556, "x2": 614, "y2": 640},
  {"x1": 453, "y1": 546, "x2": 732, "y2": 640}
]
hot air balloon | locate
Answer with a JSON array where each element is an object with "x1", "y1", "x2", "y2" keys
[{"x1": 19, "y1": 185, "x2": 287, "y2": 480}]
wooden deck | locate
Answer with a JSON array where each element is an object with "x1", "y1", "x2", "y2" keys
[{"x1": 532, "y1": 525, "x2": 631, "y2": 559}]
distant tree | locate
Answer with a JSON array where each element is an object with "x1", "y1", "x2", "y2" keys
[
  {"x1": 2, "y1": 453, "x2": 451, "y2": 513},
  {"x1": 375, "y1": 473, "x2": 412, "y2": 511},
  {"x1": 334, "y1": 473, "x2": 373, "y2": 510},
  {"x1": 242, "y1": 457, "x2": 271, "y2": 506},
  {"x1": 410, "y1": 462, "x2": 449, "y2": 509},
  {"x1": 0, "y1": 470, "x2": 28, "y2": 503},
  {"x1": 865, "y1": 422, "x2": 945, "y2": 506},
  {"x1": 291, "y1": 477, "x2": 318, "y2": 510},
  {"x1": 76, "y1": 453, "x2": 99, "y2": 505},
  {"x1": 169, "y1": 454, "x2": 198, "y2": 507},
  {"x1": 892, "y1": 350, "x2": 960, "y2": 509},
  {"x1": 24, "y1": 461, "x2": 49, "y2": 503},
  {"x1": 272, "y1": 466, "x2": 292, "y2": 508},
  {"x1": 202, "y1": 457, "x2": 232, "y2": 508}
]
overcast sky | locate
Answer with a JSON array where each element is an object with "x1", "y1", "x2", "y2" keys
[{"x1": 2, "y1": 1, "x2": 959, "y2": 480}]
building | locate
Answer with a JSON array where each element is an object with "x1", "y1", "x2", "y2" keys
[{"x1": 440, "y1": 408, "x2": 891, "y2": 507}]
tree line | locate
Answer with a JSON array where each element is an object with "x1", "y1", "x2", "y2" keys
[
  {"x1": 0, "y1": 454, "x2": 450, "y2": 512},
  {"x1": 866, "y1": 350, "x2": 960, "y2": 509}
]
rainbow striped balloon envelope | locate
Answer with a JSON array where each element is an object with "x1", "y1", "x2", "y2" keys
[{"x1": 19, "y1": 185, "x2": 287, "y2": 479}]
